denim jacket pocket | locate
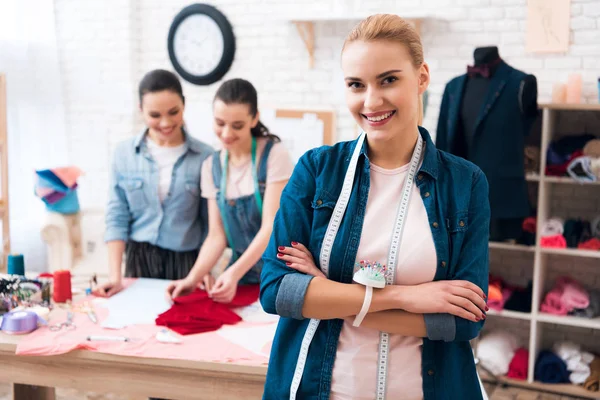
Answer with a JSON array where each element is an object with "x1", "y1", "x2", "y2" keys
[
  {"x1": 118, "y1": 178, "x2": 147, "y2": 212},
  {"x1": 310, "y1": 188, "x2": 337, "y2": 249},
  {"x1": 446, "y1": 211, "x2": 469, "y2": 272}
]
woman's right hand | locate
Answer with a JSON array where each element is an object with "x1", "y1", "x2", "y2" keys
[
  {"x1": 93, "y1": 280, "x2": 124, "y2": 298},
  {"x1": 166, "y1": 278, "x2": 198, "y2": 300},
  {"x1": 397, "y1": 281, "x2": 487, "y2": 322}
]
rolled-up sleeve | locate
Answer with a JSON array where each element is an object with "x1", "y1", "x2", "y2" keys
[
  {"x1": 425, "y1": 169, "x2": 490, "y2": 342},
  {"x1": 260, "y1": 151, "x2": 317, "y2": 320},
  {"x1": 104, "y1": 151, "x2": 131, "y2": 242}
]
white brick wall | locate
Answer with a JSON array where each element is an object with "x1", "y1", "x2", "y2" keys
[{"x1": 54, "y1": 0, "x2": 600, "y2": 210}]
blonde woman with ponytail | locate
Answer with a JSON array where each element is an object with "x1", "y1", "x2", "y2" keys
[{"x1": 260, "y1": 14, "x2": 490, "y2": 400}]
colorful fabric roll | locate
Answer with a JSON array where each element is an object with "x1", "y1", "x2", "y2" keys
[
  {"x1": 541, "y1": 276, "x2": 589, "y2": 315},
  {"x1": 583, "y1": 139, "x2": 600, "y2": 158},
  {"x1": 535, "y1": 350, "x2": 570, "y2": 384},
  {"x1": 553, "y1": 341, "x2": 594, "y2": 384},
  {"x1": 507, "y1": 348, "x2": 529, "y2": 380}
]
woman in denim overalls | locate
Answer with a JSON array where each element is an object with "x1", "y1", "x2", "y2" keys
[{"x1": 167, "y1": 79, "x2": 293, "y2": 303}]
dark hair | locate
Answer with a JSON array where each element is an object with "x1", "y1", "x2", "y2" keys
[
  {"x1": 214, "y1": 78, "x2": 280, "y2": 142},
  {"x1": 138, "y1": 69, "x2": 185, "y2": 105}
]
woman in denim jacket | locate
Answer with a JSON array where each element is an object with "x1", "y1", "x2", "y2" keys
[
  {"x1": 166, "y1": 79, "x2": 294, "y2": 303},
  {"x1": 98, "y1": 70, "x2": 213, "y2": 297},
  {"x1": 261, "y1": 15, "x2": 490, "y2": 399}
]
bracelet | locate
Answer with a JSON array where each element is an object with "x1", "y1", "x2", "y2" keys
[{"x1": 352, "y1": 261, "x2": 387, "y2": 328}]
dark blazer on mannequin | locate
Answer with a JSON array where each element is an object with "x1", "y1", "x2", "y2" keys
[{"x1": 436, "y1": 61, "x2": 537, "y2": 220}]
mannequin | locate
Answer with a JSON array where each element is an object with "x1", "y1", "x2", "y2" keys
[{"x1": 437, "y1": 46, "x2": 538, "y2": 242}]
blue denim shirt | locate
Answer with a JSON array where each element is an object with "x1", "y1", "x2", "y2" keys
[
  {"x1": 104, "y1": 129, "x2": 213, "y2": 252},
  {"x1": 260, "y1": 127, "x2": 490, "y2": 400}
]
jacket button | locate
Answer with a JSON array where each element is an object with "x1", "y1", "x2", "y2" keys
[
  {"x1": 432, "y1": 222, "x2": 439, "y2": 228},
  {"x1": 441, "y1": 261, "x2": 446, "y2": 267},
  {"x1": 417, "y1": 173, "x2": 423, "y2": 180},
  {"x1": 428, "y1": 369, "x2": 435, "y2": 376},
  {"x1": 424, "y1": 192, "x2": 430, "y2": 198},
  {"x1": 228, "y1": 200, "x2": 236, "y2": 207},
  {"x1": 459, "y1": 221, "x2": 465, "y2": 227},
  {"x1": 316, "y1": 199, "x2": 323, "y2": 206}
]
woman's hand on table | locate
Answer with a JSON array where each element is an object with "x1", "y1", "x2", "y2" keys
[
  {"x1": 210, "y1": 268, "x2": 239, "y2": 303},
  {"x1": 166, "y1": 277, "x2": 198, "y2": 300},
  {"x1": 93, "y1": 280, "x2": 124, "y2": 297},
  {"x1": 277, "y1": 242, "x2": 325, "y2": 278}
]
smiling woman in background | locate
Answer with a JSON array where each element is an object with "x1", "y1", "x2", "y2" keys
[
  {"x1": 166, "y1": 78, "x2": 293, "y2": 304},
  {"x1": 97, "y1": 69, "x2": 213, "y2": 297}
]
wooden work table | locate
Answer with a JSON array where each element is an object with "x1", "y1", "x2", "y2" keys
[{"x1": 0, "y1": 331, "x2": 267, "y2": 399}]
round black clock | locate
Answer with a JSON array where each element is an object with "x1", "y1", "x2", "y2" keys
[{"x1": 167, "y1": 3, "x2": 236, "y2": 86}]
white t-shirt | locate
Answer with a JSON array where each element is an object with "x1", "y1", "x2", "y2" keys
[
  {"x1": 330, "y1": 161, "x2": 437, "y2": 400},
  {"x1": 201, "y1": 139, "x2": 294, "y2": 199},
  {"x1": 146, "y1": 138, "x2": 187, "y2": 203}
]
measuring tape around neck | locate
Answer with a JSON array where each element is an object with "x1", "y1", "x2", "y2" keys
[{"x1": 289, "y1": 132, "x2": 424, "y2": 399}]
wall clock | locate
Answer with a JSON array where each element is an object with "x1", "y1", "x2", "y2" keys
[{"x1": 167, "y1": 3, "x2": 236, "y2": 85}]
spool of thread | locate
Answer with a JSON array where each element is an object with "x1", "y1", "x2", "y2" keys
[
  {"x1": 53, "y1": 270, "x2": 72, "y2": 303},
  {"x1": 0, "y1": 311, "x2": 40, "y2": 334},
  {"x1": 7, "y1": 254, "x2": 25, "y2": 276}
]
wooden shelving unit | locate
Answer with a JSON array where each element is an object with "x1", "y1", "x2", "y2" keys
[
  {"x1": 0, "y1": 74, "x2": 9, "y2": 271},
  {"x1": 484, "y1": 103, "x2": 600, "y2": 399}
]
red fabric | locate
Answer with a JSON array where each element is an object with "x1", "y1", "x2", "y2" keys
[
  {"x1": 522, "y1": 217, "x2": 537, "y2": 233},
  {"x1": 507, "y1": 348, "x2": 529, "y2": 380},
  {"x1": 578, "y1": 238, "x2": 600, "y2": 250},
  {"x1": 546, "y1": 150, "x2": 584, "y2": 176},
  {"x1": 156, "y1": 284, "x2": 260, "y2": 335},
  {"x1": 540, "y1": 234, "x2": 567, "y2": 248}
]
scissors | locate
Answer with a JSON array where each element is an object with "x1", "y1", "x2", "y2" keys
[{"x1": 49, "y1": 311, "x2": 76, "y2": 331}]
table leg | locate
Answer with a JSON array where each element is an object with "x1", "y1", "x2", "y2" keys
[{"x1": 12, "y1": 384, "x2": 55, "y2": 400}]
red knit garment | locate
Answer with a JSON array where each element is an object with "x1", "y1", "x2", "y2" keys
[
  {"x1": 155, "y1": 284, "x2": 260, "y2": 335},
  {"x1": 507, "y1": 348, "x2": 529, "y2": 380}
]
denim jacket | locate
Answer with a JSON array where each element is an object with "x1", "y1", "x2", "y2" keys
[
  {"x1": 260, "y1": 127, "x2": 490, "y2": 400},
  {"x1": 104, "y1": 129, "x2": 213, "y2": 252}
]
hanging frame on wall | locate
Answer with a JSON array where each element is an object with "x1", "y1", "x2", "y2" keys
[{"x1": 167, "y1": 3, "x2": 236, "y2": 86}]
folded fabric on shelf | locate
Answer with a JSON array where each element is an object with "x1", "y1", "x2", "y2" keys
[
  {"x1": 534, "y1": 350, "x2": 571, "y2": 384},
  {"x1": 477, "y1": 330, "x2": 520, "y2": 376},
  {"x1": 584, "y1": 356, "x2": 600, "y2": 392},
  {"x1": 541, "y1": 276, "x2": 589, "y2": 315},
  {"x1": 541, "y1": 218, "x2": 565, "y2": 237},
  {"x1": 507, "y1": 348, "x2": 529, "y2": 380},
  {"x1": 488, "y1": 275, "x2": 503, "y2": 303},
  {"x1": 504, "y1": 281, "x2": 533, "y2": 313},
  {"x1": 553, "y1": 341, "x2": 594, "y2": 384},
  {"x1": 570, "y1": 290, "x2": 600, "y2": 318},
  {"x1": 489, "y1": 287, "x2": 514, "y2": 312},
  {"x1": 579, "y1": 238, "x2": 600, "y2": 251},
  {"x1": 155, "y1": 285, "x2": 260, "y2": 335},
  {"x1": 540, "y1": 234, "x2": 567, "y2": 248}
]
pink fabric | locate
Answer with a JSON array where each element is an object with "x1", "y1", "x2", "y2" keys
[
  {"x1": 201, "y1": 139, "x2": 293, "y2": 200},
  {"x1": 540, "y1": 276, "x2": 590, "y2": 315},
  {"x1": 540, "y1": 234, "x2": 567, "y2": 248},
  {"x1": 51, "y1": 166, "x2": 83, "y2": 188},
  {"x1": 559, "y1": 276, "x2": 590, "y2": 311},
  {"x1": 330, "y1": 161, "x2": 437, "y2": 400},
  {"x1": 540, "y1": 290, "x2": 569, "y2": 315},
  {"x1": 15, "y1": 299, "x2": 273, "y2": 366}
]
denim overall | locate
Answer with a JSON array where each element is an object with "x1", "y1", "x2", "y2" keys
[{"x1": 212, "y1": 139, "x2": 274, "y2": 285}]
